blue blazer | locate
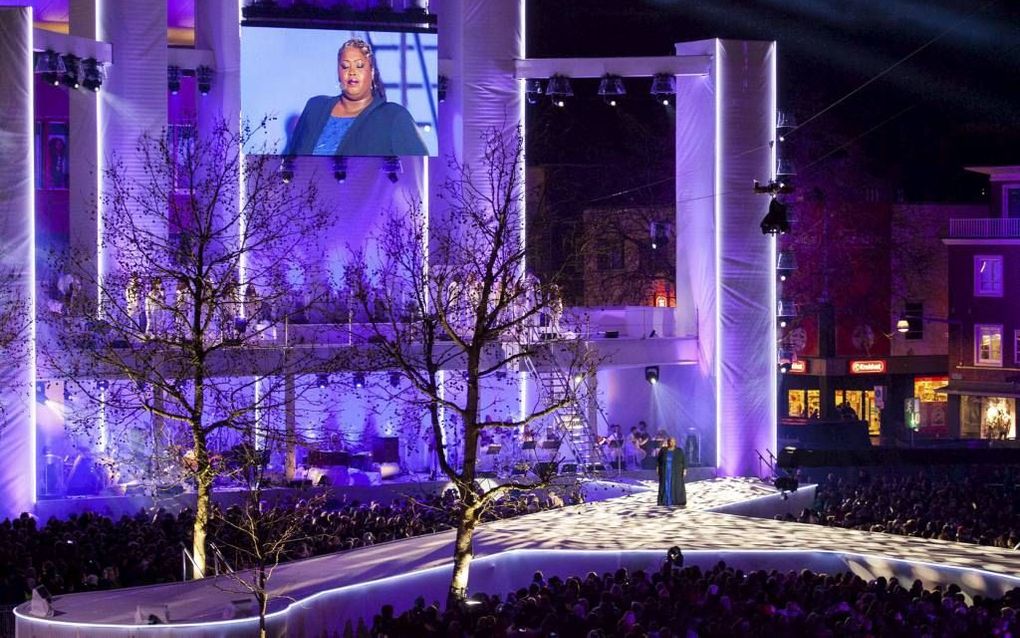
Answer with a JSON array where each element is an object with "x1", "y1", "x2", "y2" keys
[{"x1": 285, "y1": 95, "x2": 429, "y2": 157}]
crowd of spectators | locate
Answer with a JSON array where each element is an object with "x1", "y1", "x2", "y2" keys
[
  {"x1": 0, "y1": 487, "x2": 577, "y2": 606},
  {"x1": 371, "y1": 560, "x2": 1020, "y2": 637},
  {"x1": 789, "y1": 467, "x2": 1020, "y2": 549}
]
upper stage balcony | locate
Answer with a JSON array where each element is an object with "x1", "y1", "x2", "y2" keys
[
  {"x1": 948, "y1": 218, "x2": 1020, "y2": 239},
  {"x1": 39, "y1": 306, "x2": 701, "y2": 380}
]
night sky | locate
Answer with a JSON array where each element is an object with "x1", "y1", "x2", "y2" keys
[{"x1": 527, "y1": 0, "x2": 1020, "y2": 203}]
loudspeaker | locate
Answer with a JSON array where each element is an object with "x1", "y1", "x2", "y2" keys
[
  {"x1": 135, "y1": 604, "x2": 170, "y2": 625},
  {"x1": 372, "y1": 436, "x2": 400, "y2": 464}
]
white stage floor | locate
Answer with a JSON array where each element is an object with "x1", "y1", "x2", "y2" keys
[{"x1": 18, "y1": 477, "x2": 1020, "y2": 628}]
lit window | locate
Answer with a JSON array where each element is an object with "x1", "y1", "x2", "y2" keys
[
  {"x1": 975, "y1": 324, "x2": 1002, "y2": 366},
  {"x1": 974, "y1": 255, "x2": 1003, "y2": 297}
]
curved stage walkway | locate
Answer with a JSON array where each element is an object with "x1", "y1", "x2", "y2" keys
[{"x1": 16, "y1": 477, "x2": 1020, "y2": 632}]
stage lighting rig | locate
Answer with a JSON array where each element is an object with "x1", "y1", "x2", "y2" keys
[
  {"x1": 546, "y1": 74, "x2": 573, "y2": 108},
  {"x1": 752, "y1": 179, "x2": 793, "y2": 196},
  {"x1": 59, "y1": 54, "x2": 81, "y2": 89},
  {"x1": 650, "y1": 73, "x2": 675, "y2": 106},
  {"x1": 760, "y1": 198, "x2": 790, "y2": 235},
  {"x1": 332, "y1": 156, "x2": 348, "y2": 183},
  {"x1": 167, "y1": 65, "x2": 181, "y2": 95},
  {"x1": 35, "y1": 50, "x2": 62, "y2": 86},
  {"x1": 382, "y1": 156, "x2": 402, "y2": 183},
  {"x1": 597, "y1": 74, "x2": 625, "y2": 107},
  {"x1": 196, "y1": 65, "x2": 213, "y2": 95},
  {"x1": 279, "y1": 157, "x2": 295, "y2": 184},
  {"x1": 81, "y1": 58, "x2": 103, "y2": 92}
]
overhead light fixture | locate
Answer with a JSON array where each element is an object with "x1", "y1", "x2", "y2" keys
[
  {"x1": 760, "y1": 198, "x2": 790, "y2": 235},
  {"x1": 896, "y1": 317, "x2": 910, "y2": 333},
  {"x1": 332, "y1": 156, "x2": 348, "y2": 183},
  {"x1": 525, "y1": 78, "x2": 544, "y2": 105},
  {"x1": 546, "y1": 74, "x2": 573, "y2": 108},
  {"x1": 382, "y1": 156, "x2": 402, "y2": 183},
  {"x1": 35, "y1": 50, "x2": 62, "y2": 86},
  {"x1": 650, "y1": 72, "x2": 675, "y2": 106},
  {"x1": 353, "y1": 372, "x2": 366, "y2": 389},
  {"x1": 196, "y1": 65, "x2": 213, "y2": 96},
  {"x1": 279, "y1": 157, "x2": 295, "y2": 184},
  {"x1": 437, "y1": 74, "x2": 448, "y2": 102},
  {"x1": 645, "y1": 366, "x2": 659, "y2": 385},
  {"x1": 315, "y1": 374, "x2": 329, "y2": 389},
  {"x1": 167, "y1": 65, "x2": 181, "y2": 95},
  {"x1": 59, "y1": 54, "x2": 81, "y2": 89},
  {"x1": 597, "y1": 73, "x2": 625, "y2": 106},
  {"x1": 81, "y1": 58, "x2": 103, "y2": 92}
]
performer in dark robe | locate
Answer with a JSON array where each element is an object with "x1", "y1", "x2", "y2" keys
[{"x1": 657, "y1": 437, "x2": 687, "y2": 507}]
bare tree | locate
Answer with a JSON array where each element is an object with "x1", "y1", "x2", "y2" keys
[
  {"x1": 346, "y1": 128, "x2": 600, "y2": 606},
  {"x1": 48, "y1": 119, "x2": 337, "y2": 578},
  {"x1": 0, "y1": 268, "x2": 30, "y2": 433},
  {"x1": 213, "y1": 439, "x2": 326, "y2": 638}
]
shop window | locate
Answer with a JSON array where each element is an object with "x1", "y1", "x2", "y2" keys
[
  {"x1": 975, "y1": 324, "x2": 1003, "y2": 366},
  {"x1": 981, "y1": 397, "x2": 1015, "y2": 440},
  {"x1": 787, "y1": 390, "x2": 805, "y2": 418},
  {"x1": 974, "y1": 255, "x2": 1003, "y2": 297}
]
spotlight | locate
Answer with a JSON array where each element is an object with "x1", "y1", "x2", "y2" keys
[
  {"x1": 760, "y1": 198, "x2": 790, "y2": 235},
  {"x1": 650, "y1": 73, "x2": 675, "y2": 105},
  {"x1": 35, "y1": 50, "x2": 62, "y2": 86},
  {"x1": 279, "y1": 157, "x2": 295, "y2": 184},
  {"x1": 437, "y1": 74, "x2": 448, "y2": 102},
  {"x1": 546, "y1": 74, "x2": 573, "y2": 107},
  {"x1": 96, "y1": 379, "x2": 109, "y2": 391},
  {"x1": 63, "y1": 385, "x2": 73, "y2": 401},
  {"x1": 382, "y1": 156, "x2": 402, "y2": 183},
  {"x1": 36, "y1": 381, "x2": 46, "y2": 403},
  {"x1": 353, "y1": 373, "x2": 366, "y2": 389},
  {"x1": 59, "y1": 54, "x2": 81, "y2": 89},
  {"x1": 573, "y1": 373, "x2": 583, "y2": 384},
  {"x1": 81, "y1": 58, "x2": 103, "y2": 92},
  {"x1": 779, "y1": 361, "x2": 792, "y2": 374},
  {"x1": 597, "y1": 73, "x2": 625, "y2": 106},
  {"x1": 525, "y1": 78, "x2": 544, "y2": 105},
  {"x1": 196, "y1": 65, "x2": 213, "y2": 96},
  {"x1": 332, "y1": 156, "x2": 348, "y2": 183},
  {"x1": 167, "y1": 65, "x2": 181, "y2": 95},
  {"x1": 315, "y1": 374, "x2": 329, "y2": 389},
  {"x1": 752, "y1": 179, "x2": 793, "y2": 196},
  {"x1": 388, "y1": 372, "x2": 400, "y2": 388},
  {"x1": 645, "y1": 366, "x2": 659, "y2": 385}
]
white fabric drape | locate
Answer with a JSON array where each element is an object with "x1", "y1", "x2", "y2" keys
[{"x1": 0, "y1": 6, "x2": 36, "y2": 519}]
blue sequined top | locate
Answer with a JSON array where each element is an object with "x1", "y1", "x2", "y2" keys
[{"x1": 312, "y1": 116, "x2": 356, "y2": 155}]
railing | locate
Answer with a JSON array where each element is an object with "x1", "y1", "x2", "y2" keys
[{"x1": 948, "y1": 218, "x2": 1020, "y2": 238}]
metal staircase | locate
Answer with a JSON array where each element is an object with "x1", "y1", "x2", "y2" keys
[{"x1": 522, "y1": 355, "x2": 603, "y2": 473}]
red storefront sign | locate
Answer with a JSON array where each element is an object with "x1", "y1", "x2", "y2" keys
[{"x1": 850, "y1": 359, "x2": 886, "y2": 374}]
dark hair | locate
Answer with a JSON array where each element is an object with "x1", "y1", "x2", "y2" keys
[{"x1": 337, "y1": 38, "x2": 386, "y2": 101}]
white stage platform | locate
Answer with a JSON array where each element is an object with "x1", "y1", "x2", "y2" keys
[{"x1": 16, "y1": 477, "x2": 1020, "y2": 636}]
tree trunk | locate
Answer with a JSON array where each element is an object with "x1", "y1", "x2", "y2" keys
[
  {"x1": 447, "y1": 508, "x2": 477, "y2": 608},
  {"x1": 258, "y1": 565, "x2": 268, "y2": 638},
  {"x1": 192, "y1": 433, "x2": 212, "y2": 579},
  {"x1": 284, "y1": 374, "x2": 296, "y2": 481}
]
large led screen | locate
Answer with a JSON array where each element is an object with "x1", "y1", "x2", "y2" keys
[{"x1": 241, "y1": 26, "x2": 438, "y2": 157}]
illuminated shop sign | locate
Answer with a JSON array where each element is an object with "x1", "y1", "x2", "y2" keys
[
  {"x1": 850, "y1": 359, "x2": 886, "y2": 374},
  {"x1": 789, "y1": 360, "x2": 807, "y2": 373}
]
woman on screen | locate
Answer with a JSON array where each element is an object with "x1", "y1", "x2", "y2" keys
[{"x1": 285, "y1": 38, "x2": 428, "y2": 157}]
